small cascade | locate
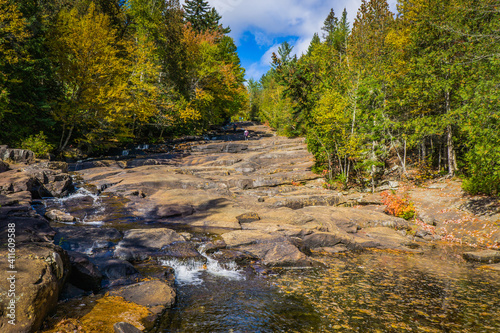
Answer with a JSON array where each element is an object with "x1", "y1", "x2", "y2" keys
[
  {"x1": 49, "y1": 187, "x2": 101, "y2": 206},
  {"x1": 136, "y1": 144, "x2": 149, "y2": 150},
  {"x1": 160, "y1": 244, "x2": 245, "y2": 285},
  {"x1": 44, "y1": 186, "x2": 105, "y2": 225}
]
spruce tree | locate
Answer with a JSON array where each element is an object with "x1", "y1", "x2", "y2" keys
[
  {"x1": 307, "y1": 33, "x2": 321, "y2": 55},
  {"x1": 321, "y1": 9, "x2": 338, "y2": 43},
  {"x1": 183, "y1": 0, "x2": 229, "y2": 33}
]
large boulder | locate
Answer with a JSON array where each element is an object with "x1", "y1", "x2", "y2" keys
[
  {"x1": 236, "y1": 241, "x2": 315, "y2": 267},
  {"x1": 0, "y1": 148, "x2": 35, "y2": 164},
  {"x1": 221, "y1": 230, "x2": 287, "y2": 248},
  {"x1": 161, "y1": 241, "x2": 205, "y2": 261},
  {"x1": 0, "y1": 243, "x2": 69, "y2": 332},
  {"x1": 46, "y1": 208, "x2": 77, "y2": 223},
  {"x1": 114, "y1": 228, "x2": 184, "y2": 261},
  {"x1": 0, "y1": 160, "x2": 9, "y2": 173},
  {"x1": 1, "y1": 216, "x2": 56, "y2": 243},
  {"x1": 114, "y1": 322, "x2": 143, "y2": 333},
  {"x1": 29, "y1": 169, "x2": 74, "y2": 198},
  {"x1": 0, "y1": 191, "x2": 31, "y2": 208},
  {"x1": 109, "y1": 280, "x2": 176, "y2": 328},
  {"x1": 92, "y1": 258, "x2": 140, "y2": 285}
]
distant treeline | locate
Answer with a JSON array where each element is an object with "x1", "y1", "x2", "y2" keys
[
  {"x1": 248, "y1": 0, "x2": 500, "y2": 195},
  {"x1": 0, "y1": 0, "x2": 246, "y2": 154}
]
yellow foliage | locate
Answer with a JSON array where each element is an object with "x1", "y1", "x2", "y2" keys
[
  {"x1": 49, "y1": 3, "x2": 129, "y2": 128},
  {"x1": 0, "y1": 0, "x2": 30, "y2": 65},
  {"x1": 178, "y1": 23, "x2": 248, "y2": 126},
  {"x1": 49, "y1": 2, "x2": 161, "y2": 147}
]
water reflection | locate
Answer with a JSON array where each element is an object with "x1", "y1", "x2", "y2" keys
[
  {"x1": 273, "y1": 248, "x2": 500, "y2": 332},
  {"x1": 156, "y1": 272, "x2": 321, "y2": 333}
]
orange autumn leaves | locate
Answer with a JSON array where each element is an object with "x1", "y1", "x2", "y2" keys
[{"x1": 180, "y1": 23, "x2": 247, "y2": 125}]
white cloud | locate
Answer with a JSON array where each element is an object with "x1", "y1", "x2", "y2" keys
[
  {"x1": 253, "y1": 30, "x2": 273, "y2": 47},
  {"x1": 181, "y1": 0, "x2": 400, "y2": 80}
]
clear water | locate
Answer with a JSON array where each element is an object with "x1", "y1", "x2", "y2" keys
[
  {"x1": 154, "y1": 269, "x2": 321, "y2": 333},
  {"x1": 40, "y1": 183, "x2": 500, "y2": 333},
  {"x1": 271, "y1": 248, "x2": 500, "y2": 333},
  {"x1": 154, "y1": 245, "x2": 500, "y2": 332}
]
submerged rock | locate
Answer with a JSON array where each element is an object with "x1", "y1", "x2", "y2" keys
[
  {"x1": 93, "y1": 258, "x2": 139, "y2": 281},
  {"x1": 55, "y1": 226, "x2": 122, "y2": 254},
  {"x1": 114, "y1": 228, "x2": 184, "y2": 261},
  {"x1": 463, "y1": 250, "x2": 500, "y2": 263}
]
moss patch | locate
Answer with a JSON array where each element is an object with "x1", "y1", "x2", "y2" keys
[{"x1": 43, "y1": 295, "x2": 151, "y2": 332}]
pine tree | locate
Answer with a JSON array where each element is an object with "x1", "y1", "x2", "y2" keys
[
  {"x1": 307, "y1": 33, "x2": 321, "y2": 56},
  {"x1": 321, "y1": 9, "x2": 338, "y2": 43},
  {"x1": 183, "y1": 0, "x2": 229, "y2": 33}
]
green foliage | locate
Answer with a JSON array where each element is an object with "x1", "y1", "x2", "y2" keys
[
  {"x1": 183, "y1": 0, "x2": 229, "y2": 33},
  {"x1": 255, "y1": 0, "x2": 500, "y2": 195},
  {"x1": 19, "y1": 132, "x2": 55, "y2": 158},
  {"x1": 0, "y1": 0, "x2": 246, "y2": 153}
]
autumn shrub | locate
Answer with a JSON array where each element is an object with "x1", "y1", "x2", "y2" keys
[{"x1": 381, "y1": 190, "x2": 415, "y2": 220}]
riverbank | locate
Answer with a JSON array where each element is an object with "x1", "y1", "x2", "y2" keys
[{"x1": 0, "y1": 123, "x2": 499, "y2": 332}]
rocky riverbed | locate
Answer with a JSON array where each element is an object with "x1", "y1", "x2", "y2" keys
[{"x1": 1, "y1": 124, "x2": 499, "y2": 332}]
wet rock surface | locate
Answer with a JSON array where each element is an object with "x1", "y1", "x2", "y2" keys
[
  {"x1": 4, "y1": 124, "x2": 498, "y2": 332},
  {"x1": 463, "y1": 250, "x2": 500, "y2": 263},
  {"x1": 67, "y1": 251, "x2": 103, "y2": 292},
  {"x1": 109, "y1": 280, "x2": 176, "y2": 328},
  {"x1": 0, "y1": 215, "x2": 69, "y2": 332},
  {"x1": 54, "y1": 226, "x2": 122, "y2": 253},
  {"x1": 114, "y1": 228, "x2": 184, "y2": 261}
]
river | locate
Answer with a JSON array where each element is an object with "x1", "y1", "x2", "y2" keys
[{"x1": 39, "y1": 180, "x2": 500, "y2": 333}]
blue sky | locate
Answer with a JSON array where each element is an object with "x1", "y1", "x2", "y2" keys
[{"x1": 182, "y1": 1, "x2": 398, "y2": 81}]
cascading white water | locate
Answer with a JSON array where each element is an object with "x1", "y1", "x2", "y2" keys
[
  {"x1": 49, "y1": 187, "x2": 101, "y2": 206},
  {"x1": 45, "y1": 187, "x2": 104, "y2": 225},
  {"x1": 160, "y1": 245, "x2": 245, "y2": 285}
]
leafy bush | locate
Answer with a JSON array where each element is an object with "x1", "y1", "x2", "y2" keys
[
  {"x1": 381, "y1": 190, "x2": 415, "y2": 220},
  {"x1": 462, "y1": 144, "x2": 500, "y2": 196},
  {"x1": 19, "y1": 132, "x2": 54, "y2": 158}
]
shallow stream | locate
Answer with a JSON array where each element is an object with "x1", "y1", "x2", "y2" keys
[{"x1": 39, "y1": 182, "x2": 500, "y2": 332}]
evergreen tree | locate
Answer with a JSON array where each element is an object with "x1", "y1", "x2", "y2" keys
[
  {"x1": 183, "y1": 0, "x2": 229, "y2": 33},
  {"x1": 321, "y1": 8, "x2": 338, "y2": 43},
  {"x1": 307, "y1": 33, "x2": 321, "y2": 56}
]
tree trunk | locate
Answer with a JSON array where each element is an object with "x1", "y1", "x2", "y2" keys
[
  {"x1": 403, "y1": 139, "x2": 407, "y2": 175},
  {"x1": 447, "y1": 125, "x2": 456, "y2": 176},
  {"x1": 445, "y1": 90, "x2": 457, "y2": 176},
  {"x1": 422, "y1": 138, "x2": 426, "y2": 163},
  {"x1": 60, "y1": 124, "x2": 74, "y2": 152},
  {"x1": 59, "y1": 124, "x2": 66, "y2": 150},
  {"x1": 438, "y1": 142, "x2": 442, "y2": 172}
]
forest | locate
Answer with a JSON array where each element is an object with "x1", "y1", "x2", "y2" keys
[
  {"x1": 249, "y1": 0, "x2": 500, "y2": 195},
  {"x1": 1, "y1": 0, "x2": 499, "y2": 195},
  {"x1": 0, "y1": 0, "x2": 246, "y2": 153}
]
